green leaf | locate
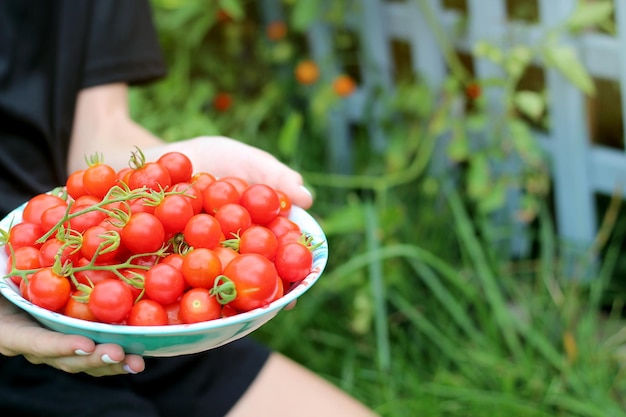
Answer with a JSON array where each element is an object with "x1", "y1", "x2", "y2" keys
[
  {"x1": 291, "y1": 0, "x2": 320, "y2": 31},
  {"x1": 218, "y1": 0, "x2": 244, "y2": 20},
  {"x1": 505, "y1": 46, "x2": 533, "y2": 80},
  {"x1": 278, "y1": 112, "x2": 303, "y2": 158},
  {"x1": 513, "y1": 90, "x2": 545, "y2": 121},
  {"x1": 567, "y1": 1, "x2": 613, "y2": 33},
  {"x1": 467, "y1": 155, "x2": 491, "y2": 199},
  {"x1": 543, "y1": 45, "x2": 596, "y2": 95},
  {"x1": 447, "y1": 122, "x2": 469, "y2": 162},
  {"x1": 478, "y1": 179, "x2": 507, "y2": 214},
  {"x1": 472, "y1": 40, "x2": 503, "y2": 64}
]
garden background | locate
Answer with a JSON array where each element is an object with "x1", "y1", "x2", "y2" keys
[{"x1": 131, "y1": 0, "x2": 626, "y2": 415}]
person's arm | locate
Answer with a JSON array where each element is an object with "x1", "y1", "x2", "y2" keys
[{"x1": 68, "y1": 83, "x2": 313, "y2": 209}]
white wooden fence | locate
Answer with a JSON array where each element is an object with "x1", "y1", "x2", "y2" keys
[{"x1": 261, "y1": 0, "x2": 626, "y2": 255}]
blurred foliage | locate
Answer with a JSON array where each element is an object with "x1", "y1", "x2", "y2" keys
[{"x1": 131, "y1": 0, "x2": 626, "y2": 416}]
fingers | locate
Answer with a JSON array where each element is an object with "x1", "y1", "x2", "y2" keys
[
  {"x1": 182, "y1": 137, "x2": 315, "y2": 209},
  {"x1": 0, "y1": 301, "x2": 144, "y2": 376},
  {"x1": 24, "y1": 345, "x2": 145, "y2": 377}
]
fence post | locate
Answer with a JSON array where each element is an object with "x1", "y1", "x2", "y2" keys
[{"x1": 539, "y1": 0, "x2": 597, "y2": 274}]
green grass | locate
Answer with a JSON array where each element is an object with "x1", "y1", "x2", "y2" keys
[{"x1": 131, "y1": 2, "x2": 626, "y2": 414}]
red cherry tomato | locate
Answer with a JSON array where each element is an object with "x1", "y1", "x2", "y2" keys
[
  {"x1": 181, "y1": 248, "x2": 222, "y2": 289},
  {"x1": 80, "y1": 225, "x2": 120, "y2": 263},
  {"x1": 144, "y1": 263, "x2": 185, "y2": 305},
  {"x1": 183, "y1": 213, "x2": 222, "y2": 249},
  {"x1": 154, "y1": 194, "x2": 195, "y2": 234},
  {"x1": 179, "y1": 287, "x2": 222, "y2": 323},
  {"x1": 65, "y1": 169, "x2": 87, "y2": 200},
  {"x1": 88, "y1": 278, "x2": 134, "y2": 324},
  {"x1": 121, "y1": 212, "x2": 165, "y2": 254},
  {"x1": 239, "y1": 184, "x2": 281, "y2": 225},
  {"x1": 157, "y1": 152, "x2": 193, "y2": 185},
  {"x1": 128, "y1": 162, "x2": 172, "y2": 192},
  {"x1": 64, "y1": 293, "x2": 98, "y2": 322},
  {"x1": 213, "y1": 203, "x2": 252, "y2": 239},
  {"x1": 222, "y1": 253, "x2": 278, "y2": 312},
  {"x1": 28, "y1": 267, "x2": 71, "y2": 312},
  {"x1": 22, "y1": 193, "x2": 66, "y2": 226},
  {"x1": 5, "y1": 222, "x2": 43, "y2": 255},
  {"x1": 202, "y1": 180, "x2": 239, "y2": 214},
  {"x1": 169, "y1": 182, "x2": 204, "y2": 214},
  {"x1": 127, "y1": 299, "x2": 169, "y2": 326},
  {"x1": 6, "y1": 246, "x2": 40, "y2": 285},
  {"x1": 83, "y1": 163, "x2": 117, "y2": 199},
  {"x1": 274, "y1": 241, "x2": 313, "y2": 283},
  {"x1": 239, "y1": 225, "x2": 278, "y2": 261}
]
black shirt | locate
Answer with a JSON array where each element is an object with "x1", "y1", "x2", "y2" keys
[{"x1": 0, "y1": 0, "x2": 167, "y2": 217}]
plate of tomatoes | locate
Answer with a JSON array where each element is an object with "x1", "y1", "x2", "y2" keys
[{"x1": 0, "y1": 149, "x2": 328, "y2": 356}]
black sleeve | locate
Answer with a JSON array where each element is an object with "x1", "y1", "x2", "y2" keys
[{"x1": 81, "y1": 0, "x2": 167, "y2": 88}]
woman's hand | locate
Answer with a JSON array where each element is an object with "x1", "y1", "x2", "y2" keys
[{"x1": 0, "y1": 297, "x2": 144, "y2": 376}]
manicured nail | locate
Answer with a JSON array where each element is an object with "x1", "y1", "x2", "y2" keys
[
  {"x1": 123, "y1": 364, "x2": 138, "y2": 374},
  {"x1": 74, "y1": 349, "x2": 91, "y2": 356},
  {"x1": 101, "y1": 354, "x2": 120, "y2": 364}
]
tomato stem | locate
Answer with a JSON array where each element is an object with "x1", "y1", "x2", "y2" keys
[{"x1": 210, "y1": 275, "x2": 237, "y2": 305}]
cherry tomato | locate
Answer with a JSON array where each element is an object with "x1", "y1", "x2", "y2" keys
[
  {"x1": 121, "y1": 212, "x2": 165, "y2": 254},
  {"x1": 212, "y1": 246, "x2": 239, "y2": 269},
  {"x1": 181, "y1": 248, "x2": 222, "y2": 288},
  {"x1": 276, "y1": 190, "x2": 292, "y2": 217},
  {"x1": 190, "y1": 172, "x2": 216, "y2": 193},
  {"x1": 127, "y1": 299, "x2": 169, "y2": 326},
  {"x1": 73, "y1": 257, "x2": 118, "y2": 287},
  {"x1": 80, "y1": 225, "x2": 120, "y2": 262},
  {"x1": 116, "y1": 167, "x2": 133, "y2": 185},
  {"x1": 219, "y1": 176, "x2": 249, "y2": 195},
  {"x1": 164, "y1": 300, "x2": 183, "y2": 325},
  {"x1": 265, "y1": 215, "x2": 300, "y2": 239},
  {"x1": 68, "y1": 204, "x2": 107, "y2": 234},
  {"x1": 28, "y1": 267, "x2": 71, "y2": 312},
  {"x1": 239, "y1": 225, "x2": 278, "y2": 261},
  {"x1": 213, "y1": 203, "x2": 252, "y2": 239},
  {"x1": 274, "y1": 241, "x2": 313, "y2": 283},
  {"x1": 183, "y1": 213, "x2": 222, "y2": 249},
  {"x1": 22, "y1": 193, "x2": 66, "y2": 226},
  {"x1": 144, "y1": 263, "x2": 185, "y2": 305},
  {"x1": 154, "y1": 194, "x2": 194, "y2": 234},
  {"x1": 6, "y1": 245, "x2": 40, "y2": 285},
  {"x1": 157, "y1": 152, "x2": 193, "y2": 185},
  {"x1": 40, "y1": 203, "x2": 69, "y2": 235},
  {"x1": 179, "y1": 288, "x2": 221, "y2": 323},
  {"x1": 64, "y1": 293, "x2": 98, "y2": 322},
  {"x1": 170, "y1": 182, "x2": 204, "y2": 214},
  {"x1": 202, "y1": 180, "x2": 239, "y2": 214},
  {"x1": 65, "y1": 169, "x2": 86, "y2": 199},
  {"x1": 38, "y1": 238, "x2": 80, "y2": 268},
  {"x1": 160, "y1": 253, "x2": 184, "y2": 271},
  {"x1": 277, "y1": 230, "x2": 307, "y2": 247},
  {"x1": 222, "y1": 253, "x2": 278, "y2": 312},
  {"x1": 239, "y1": 184, "x2": 281, "y2": 225},
  {"x1": 88, "y1": 278, "x2": 134, "y2": 324},
  {"x1": 128, "y1": 162, "x2": 172, "y2": 192},
  {"x1": 5, "y1": 222, "x2": 43, "y2": 255},
  {"x1": 83, "y1": 163, "x2": 117, "y2": 199}
]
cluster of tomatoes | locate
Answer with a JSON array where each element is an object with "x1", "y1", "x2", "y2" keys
[{"x1": 2, "y1": 149, "x2": 317, "y2": 326}]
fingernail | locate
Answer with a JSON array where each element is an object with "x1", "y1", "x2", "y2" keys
[
  {"x1": 299, "y1": 185, "x2": 312, "y2": 197},
  {"x1": 101, "y1": 354, "x2": 120, "y2": 364},
  {"x1": 74, "y1": 349, "x2": 90, "y2": 356},
  {"x1": 123, "y1": 364, "x2": 138, "y2": 374}
]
